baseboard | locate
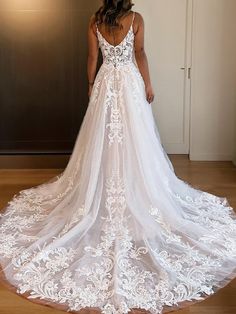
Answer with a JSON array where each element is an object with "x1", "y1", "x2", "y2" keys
[
  {"x1": 0, "y1": 154, "x2": 71, "y2": 169},
  {"x1": 189, "y1": 153, "x2": 233, "y2": 161},
  {"x1": 0, "y1": 153, "x2": 233, "y2": 169}
]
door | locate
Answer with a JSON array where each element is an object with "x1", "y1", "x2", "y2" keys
[
  {"x1": 0, "y1": 0, "x2": 101, "y2": 154},
  {"x1": 134, "y1": 0, "x2": 192, "y2": 154}
]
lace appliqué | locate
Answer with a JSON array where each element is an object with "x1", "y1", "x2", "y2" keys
[
  {"x1": 2, "y1": 170, "x2": 236, "y2": 314},
  {"x1": 171, "y1": 190, "x2": 236, "y2": 256},
  {"x1": 92, "y1": 13, "x2": 138, "y2": 146},
  {"x1": 149, "y1": 206, "x2": 223, "y2": 301},
  {"x1": 104, "y1": 72, "x2": 124, "y2": 146},
  {"x1": 10, "y1": 170, "x2": 233, "y2": 314},
  {"x1": 96, "y1": 27, "x2": 134, "y2": 68},
  {"x1": 0, "y1": 162, "x2": 80, "y2": 258},
  {"x1": 7, "y1": 172, "x2": 165, "y2": 313}
]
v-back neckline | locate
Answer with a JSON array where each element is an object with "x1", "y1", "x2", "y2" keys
[{"x1": 96, "y1": 12, "x2": 135, "y2": 48}]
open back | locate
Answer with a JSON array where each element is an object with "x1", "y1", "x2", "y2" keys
[{"x1": 96, "y1": 11, "x2": 135, "y2": 48}]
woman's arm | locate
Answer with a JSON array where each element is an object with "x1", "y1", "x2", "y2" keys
[
  {"x1": 134, "y1": 13, "x2": 155, "y2": 104},
  {"x1": 87, "y1": 15, "x2": 99, "y2": 98}
]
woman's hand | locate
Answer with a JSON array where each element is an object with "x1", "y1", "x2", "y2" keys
[
  {"x1": 88, "y1": 84, "x2": 93, "y2": 99},
  {"x1": 145, "y1": 84, "x2": 155, "y2": 104}
]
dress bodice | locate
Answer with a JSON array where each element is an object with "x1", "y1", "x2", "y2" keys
[{"x1": 96, "y1": 12, "x2": 135, "y2": 68}]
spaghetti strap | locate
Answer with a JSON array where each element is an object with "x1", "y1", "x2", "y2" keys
[
  {"x1": 95, "y1": 22, "x2": 100, "y2": 36},
  {"x1": 132, "y1": 11, "x2": 135, "y2": 25}
]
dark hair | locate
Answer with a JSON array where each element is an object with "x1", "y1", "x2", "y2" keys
[{"x1": 95, "y1": 0, "x2": 134, "y2": 31}]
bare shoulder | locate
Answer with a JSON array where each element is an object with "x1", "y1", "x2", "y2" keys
[
  {"x1": 88, "y1": 14, "x2": 97, "y2": 34},
  {"x1": 133, "y1": 11, "x2": 144, "y2": 24},
  {"x1": 89, "y1": 13, "x2": 96, "y2": 25},
  {"x1": 133, "y1": 11, "x2": 144, "y2": 34}
]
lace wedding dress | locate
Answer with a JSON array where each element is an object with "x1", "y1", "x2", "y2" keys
[{"x1": 0, "y1": 11, "x2": 236, "y2": 314}]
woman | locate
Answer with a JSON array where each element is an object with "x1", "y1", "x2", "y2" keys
[
  {"x1": 0, "y1": 1, "x2": 236, "y2": 314},
  {"x1": 87, "y1": 1, "x2": 154, "y2": 103}
]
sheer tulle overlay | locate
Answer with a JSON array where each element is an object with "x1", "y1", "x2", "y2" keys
[{"x1": 1, "y1": 11, "x2": 236, "y2": 314}]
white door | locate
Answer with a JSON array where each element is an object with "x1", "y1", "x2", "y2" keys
[{"x1": 134, "y1": 0, "x2": 192, "y2": 154}]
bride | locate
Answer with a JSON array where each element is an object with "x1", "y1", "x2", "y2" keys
[{"x1": 0, "y1": 1, "x2": 236, "y2": 313}]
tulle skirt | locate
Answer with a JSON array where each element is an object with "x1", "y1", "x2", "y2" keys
[{"x1": 0, "y1": 61, "x2": 236, "y2": 314}]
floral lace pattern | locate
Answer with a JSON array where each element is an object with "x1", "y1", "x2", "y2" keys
[
  {"x1": 96, "y1": 12, "x2": 135, "y2": 68},
  {"x1": 169, "y1": 190, "x2": 236, "y2": 257},
  {"x1": 1, "y1": 170, "x2": 235, "y2": 314},
  {"x1": 0, "y1": 161, "x2": 80, "y2": 259},
  {"x1": 95, "y1": 12, "x2": 136, "y2": 146},
  {"x1": 105, "y1": 72, "x2": 125, "y2": 146},
  {"x1": 7, "y1": 171, "x2": 160, "y2": 313}
]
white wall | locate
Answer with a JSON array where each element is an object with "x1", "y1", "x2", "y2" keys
[
  {"x1": 190, "y1": 0, "x2": 236, "y2": 161},
  {"x1": 134, "y1": 0, "x2": 236, "y2": 161}
]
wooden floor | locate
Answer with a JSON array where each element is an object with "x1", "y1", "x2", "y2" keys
[{"x1": 0, "y1": 155, "x2": 236, "y2": 314}]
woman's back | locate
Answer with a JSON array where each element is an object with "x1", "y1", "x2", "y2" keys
[
  {"x1": 96, "y1": 11, "x2": 136, "y2": 47},
  {"x1": 95, "y1": 11, "x2": 136, "y2": 68}
]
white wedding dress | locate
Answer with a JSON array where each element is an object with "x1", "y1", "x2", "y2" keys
[{"x1": 0, "y1": 11, "x2": 236, "y2": 314}]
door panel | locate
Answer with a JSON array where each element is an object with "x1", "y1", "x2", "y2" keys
[
  {"x1": 134, "y1": 0, "x2": 192, "y2": 153},
  {"x1": 0, "y1": 0, "x2": 101, "y2": 153}
]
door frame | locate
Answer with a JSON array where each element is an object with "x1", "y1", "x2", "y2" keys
[{"x1": 184, "y1": 0, "x2": 193, "y2": 155}]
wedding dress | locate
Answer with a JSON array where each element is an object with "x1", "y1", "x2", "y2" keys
[{"x1": 0, "y1": 11, "x2": 236, "y2": 314}]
